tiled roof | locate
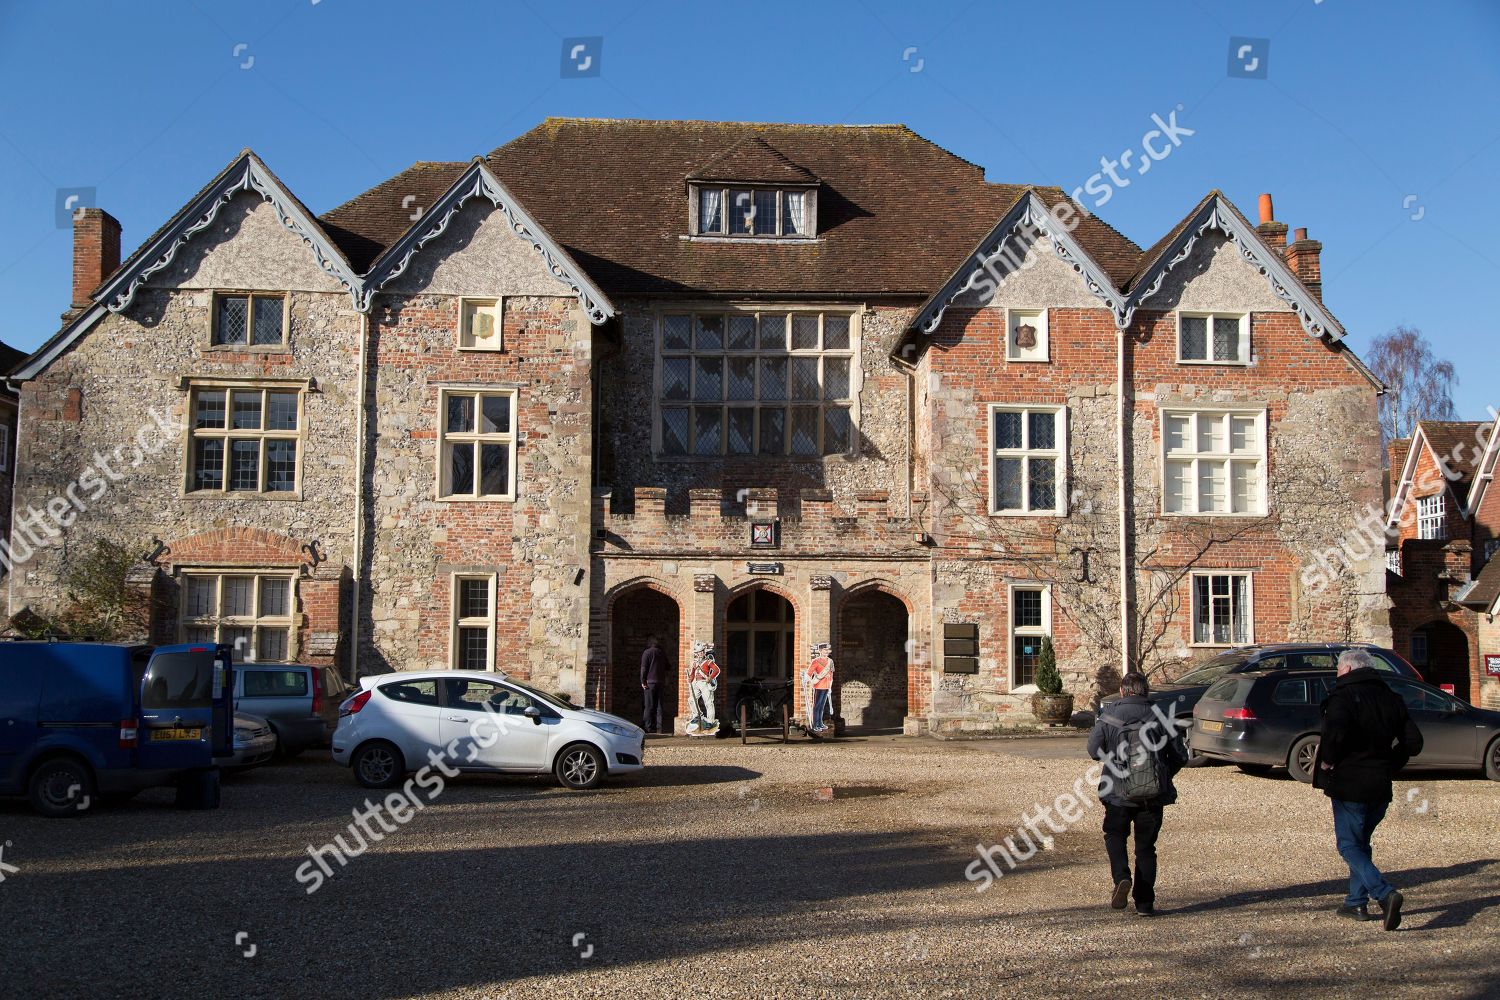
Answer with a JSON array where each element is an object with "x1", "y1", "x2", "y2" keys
[
  {"x1": 1418, "y1": 421, "x2": 1488, "y2": 490},
  {"x1": 321, "y1": 118, "x2": 1144, "y2": 299},
  {"x1": 685, "y1": 135, "x2": 818, "y2": 184},
  {"x1": 1462, "y1": 554, "x2": 1500, "y2": 611}
]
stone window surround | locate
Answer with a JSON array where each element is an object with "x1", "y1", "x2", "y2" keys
[
  {"x1": 434, "y1": 384, "x2": 520, "y2": 503},
  {"x1": 651, "y1": 302, "x2": 863, "y2": 462},
  {"x1": 1188, "y1": 569, "x2": 1256, "y2": 648},
  {"x1": 1176, "y1": 310, "x2": 1251, "y2": 366},
  {"x1": 689, "y1": 184, "x2": 818, "y2": 240},
  {"x1": 181, "y1": 377, "x2": 310, "y2": 501},
  {"x1": 1159, "y1": 406, "x2": 1268, "y2": 518},
  {"x1": 177, "y1": 566, "x2": 300, "y2": 662},
  {"x1": 206, "y1": 289, "x2": 291, "y2": 353},
  {"x1": 457, "y1": 296, "x2": 504, "y2": 353},
  {"x1": 1007, "y1": 582, "x2": 1051, "y2": 694},
  {"x1": 1005, "y1": 307, "x2": 1050, "y2": 363},
  {"x1": 987, "y1": 403, "x2": 1068, "y2": 516},
  {"x1": 449, "y1": 571, "x2": 498, "y2": 670}
]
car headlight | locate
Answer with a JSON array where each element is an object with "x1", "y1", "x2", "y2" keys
[{"x1": 589, "y1": 721, "x2": 635, "y2": 738}]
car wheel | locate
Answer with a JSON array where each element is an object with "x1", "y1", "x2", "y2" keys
[
  {"x1": 1288, "y1": 735, "x2": 1320, "y2": 784},
  {"x1": 1485, "y1": 736, "x2": 1500, "y2": 782},
  {"x1": 27, "y1": 757, "x2": 95, "y2": 818},
  {"x1": 555, "y1": 743, "x2": 605, "y2": 790},
  {"x1": 352, "y1": 741, "x2": 405, "y2": 789},
  {"x1": 1236, "y1": 763, "x2": 1274, "y2": 775}
]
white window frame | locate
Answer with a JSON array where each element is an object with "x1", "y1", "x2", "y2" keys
[
  {"x1": 185, "y1": 383, "x2": 305, "y2": 497},
  {"x1": 654, "y1": 308, "x2": 857, "y2": 459},
  {"x1": 692, "y1": 185, "x2": 815, "y2": 239},
  {"x1": 1386, "y1": 548, "x2": 1402, "y2": 576},
  {"x1": 1416, "y1": 493, "x2": 1447, "y2": 540},
  {"x1": 178, "y1": 570, "x2": 298, "y2": 662},
  {"x1": 988, "y1": 404, "x2": 1068, "y2": 516},
  {"x1": 1177, "y1": 311, "x2": 1250, "y2": 365},
  {"x1": 1160, "y1": 408, "x2": 1267, "y2": 517},
  {"x1": 1189, "y1": 571, "x2": 1255, "y2": 648},
  {"x1": 1007, "y1": 583, "x2": 1052, "y2": 692},
  {"x1": 1005, "y1": 308, "x2": 1049, "y2": 363},
  {"x1": 449, "y1": 572, "x2": 497, "y2": 670},
  {"x1": 458, "y1": 297, "x2": 503, "y2": 352},
  {"x1": 436, "y1": 388, "x2": 518, "y2": 502},
  {"x1": 210, "y1": 290, "x2": 289, "y2": 349}
]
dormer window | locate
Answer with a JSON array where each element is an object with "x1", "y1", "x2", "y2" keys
[{"x1": 696, "y1": 185, "x2": 812, "y2": 238}]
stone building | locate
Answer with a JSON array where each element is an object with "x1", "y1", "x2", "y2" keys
[
  {"x1": 0, "y1": 339, "x2": 23, "y2": 576},
  {"x1": 7, "y1": 119, "x2": 1390, "y2": 732},
  {"x1": 1386, "y1": 415, "x2": 1500, "y2": 708}
]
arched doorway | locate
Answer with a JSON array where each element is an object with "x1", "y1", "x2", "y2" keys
[
  {"x1": 725, "y1": 588, "x2": 794, "y2": 686},
  {"x1": 1414, "y1": 621, "x2": 1472, "y2": 702},
  {"x1": 838, "y1": 589, "x2": 910, "y2": 732},
  {"x1": 610, "y1": 587, "x2": 680, "y2": 730}
]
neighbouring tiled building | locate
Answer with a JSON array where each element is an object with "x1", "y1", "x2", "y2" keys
[
  {"x1": 6, "y1": 119, "x2": 1391, "y2": 732},
  {"x1": 1386, "y1": 416, "x2": 1500, "y2": 709}
]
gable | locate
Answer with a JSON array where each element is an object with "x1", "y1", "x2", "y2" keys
[
  {"x1": 378, "y1": 199, "x2": 583, "y2": 299},
  {"x1": 1124, "y1": 194, "x2": 1343, "y2": 340},
  {"x1": 359, "y1": 161, "x2": 613, "y2": 323},
  {"x1": 142, "y1": 192, "x2": 350, "y2": 296},
  {"x1": 1466, "y1": 414, "x2": 1500, "y2": 519},
  {"x1": 1131, "y1": 232, "x2": 1291, "y2": 314},
  {"x1": 949, "y1": 231, "x2": 1113, "y2": 311}
]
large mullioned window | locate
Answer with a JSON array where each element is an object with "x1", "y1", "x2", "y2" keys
[{"x1": 658, "y1": 311, "x2": 854, "y2": 458}]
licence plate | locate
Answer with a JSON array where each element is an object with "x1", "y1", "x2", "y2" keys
[
  {"x1": 150, "y1": 727, "x2": 203, "y2": 741},
  {"x1": 1199, "y1": 720, "x2": 1224, "y2": 734}
]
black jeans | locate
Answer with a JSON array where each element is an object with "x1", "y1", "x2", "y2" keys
[
  {"x1": 1103, "y1": 802, "x2": 1164, "y2": 906},
  {"x1": 641, "y1": 683, "x2": 664, "y2": 733}
]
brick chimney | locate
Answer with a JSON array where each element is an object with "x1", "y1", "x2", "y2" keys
[
  {"x1": 1284, "y1": 225, "x2": 1323, "y2": 301},
  {"x1": 1256, "y1": 192, "x2": 1287, "y2": 249},
  {"x1": 71, "y1": 207, "x2": 121, "y2": 310}
]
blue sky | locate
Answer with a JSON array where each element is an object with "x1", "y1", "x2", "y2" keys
[{"x1": 1, "y1": 0, "x2": 1496, "y2": 417}]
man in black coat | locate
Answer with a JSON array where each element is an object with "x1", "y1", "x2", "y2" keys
[
  {"x1": 639, "y1": 636, "x2": 669, "y2": 735},
  {"x1": 1315, "y1": 648, "x2": 1424, "y2": 930},
  {"x1": 1087, "y1": 672, "x2": 1189, "y2": 916}
]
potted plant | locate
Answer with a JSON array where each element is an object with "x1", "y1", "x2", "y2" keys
[{"x1": 1030, "y1": 637, "x2": 1073, "y2": 725}]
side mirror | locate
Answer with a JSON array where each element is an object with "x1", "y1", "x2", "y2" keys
[{"x1": 523, "y1": 706, "x2": 542, "y2": 724}]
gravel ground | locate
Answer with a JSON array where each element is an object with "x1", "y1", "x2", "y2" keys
[{"x1": 0, "y1": 735, "x2": 1497, "y2": 999}]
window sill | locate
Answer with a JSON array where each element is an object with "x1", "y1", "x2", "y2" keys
[
  {"x1": 1005, "y1": 356, "x2": 1051, "y2": 364},
  {"x1": 435, "y1": 494, "x2": 518, "y2": 504},
  {"x1": 1160, "y1": 511, "x2": 1267, "y2": 519},
  {"x1": 184, "y1": 490, "x2": 303, "y2": 501},
  {"x1": 1188, "y1": 641, "x2": 1252, "y2": 649},
  {"x1": 680, "y1": 235, "x2": 821, "y2": 245},
  {"x1": 202, "y1": 344, "x2": 292, "y2": 354},
  {"x1": 1175, "y1": 359, "x2": 1251, "y2": 367},
  {"x1": 989, "y1": 509, "x2": 1066, "y2": 517},
  {"x1": 655, "y1": 452, "x2": 857, "y2": 463},
  {"x1": 456, "y1": 345, "x2": 507, "y2": 354}
]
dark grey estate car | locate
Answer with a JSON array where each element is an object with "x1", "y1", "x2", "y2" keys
[
  {"x1": 233, "y1": 664, "x2": 346, "y2": 756},
  {"x1": 1103, "y1": 643, "x2": 1421, "y2": 732},
  {"x1": 1192, "y1": 668, "x2": 1500, "y2": 782}
]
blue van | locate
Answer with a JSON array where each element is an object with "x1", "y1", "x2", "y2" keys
[{"x1": 0, "y1": 640, "x2": 235, "y2": 817}]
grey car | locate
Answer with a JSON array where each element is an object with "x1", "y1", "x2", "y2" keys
[
  {"x1": 223, "y1": 713, "x2": 277, "y2": 770},
  {"x1": 1192, "y1": 667, "x2": 1500, "y2": 782},
  {"x1": 233, "y1": 664, "x2": 346, "y2": 756}
]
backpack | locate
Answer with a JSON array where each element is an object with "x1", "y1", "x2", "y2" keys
[{"x1": 1101, "y1": 713, "x2": 1162, "y2": 802}]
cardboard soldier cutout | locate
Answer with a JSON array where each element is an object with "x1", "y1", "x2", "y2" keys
[
  {"x1": 684, "y1": 641, "x2": 720, "y2": 736},
  {"x1": 804, "y1": 642, "x2": 835, "y2": 734}
]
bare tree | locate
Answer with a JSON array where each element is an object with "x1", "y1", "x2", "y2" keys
[{"x1": 1366, "y1": 326, "x2": 1458, "y2": 453}]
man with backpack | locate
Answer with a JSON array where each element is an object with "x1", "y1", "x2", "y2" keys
[
  {"x1": 1315, "y1": 648, "x2": 1424, "y2": 929},
  {"x1": 1088, "y1": 672, "x2": 1189, "y2": 916}
]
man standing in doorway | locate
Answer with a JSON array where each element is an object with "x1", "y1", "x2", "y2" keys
[
  {"x1": 1316, "y1": 648, "x2": 1423, "y2": 929},
  {"x1": 639, "y1": 635, "x2": 669, "y2": 735}
]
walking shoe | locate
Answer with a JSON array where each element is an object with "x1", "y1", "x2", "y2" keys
[
  {"x1": 1379, "y1": 890, "x2": 1404, "y2": 931},
  {"x1": 1135, "y1": 905, "x2": 1156, "y2": 917},
  {"x1": 1111, "y1": 878, "x2": 1132, "y2": 910},
  {"x1": 1336, "y1": 904, "x2": 1371, "y2": 921}
]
